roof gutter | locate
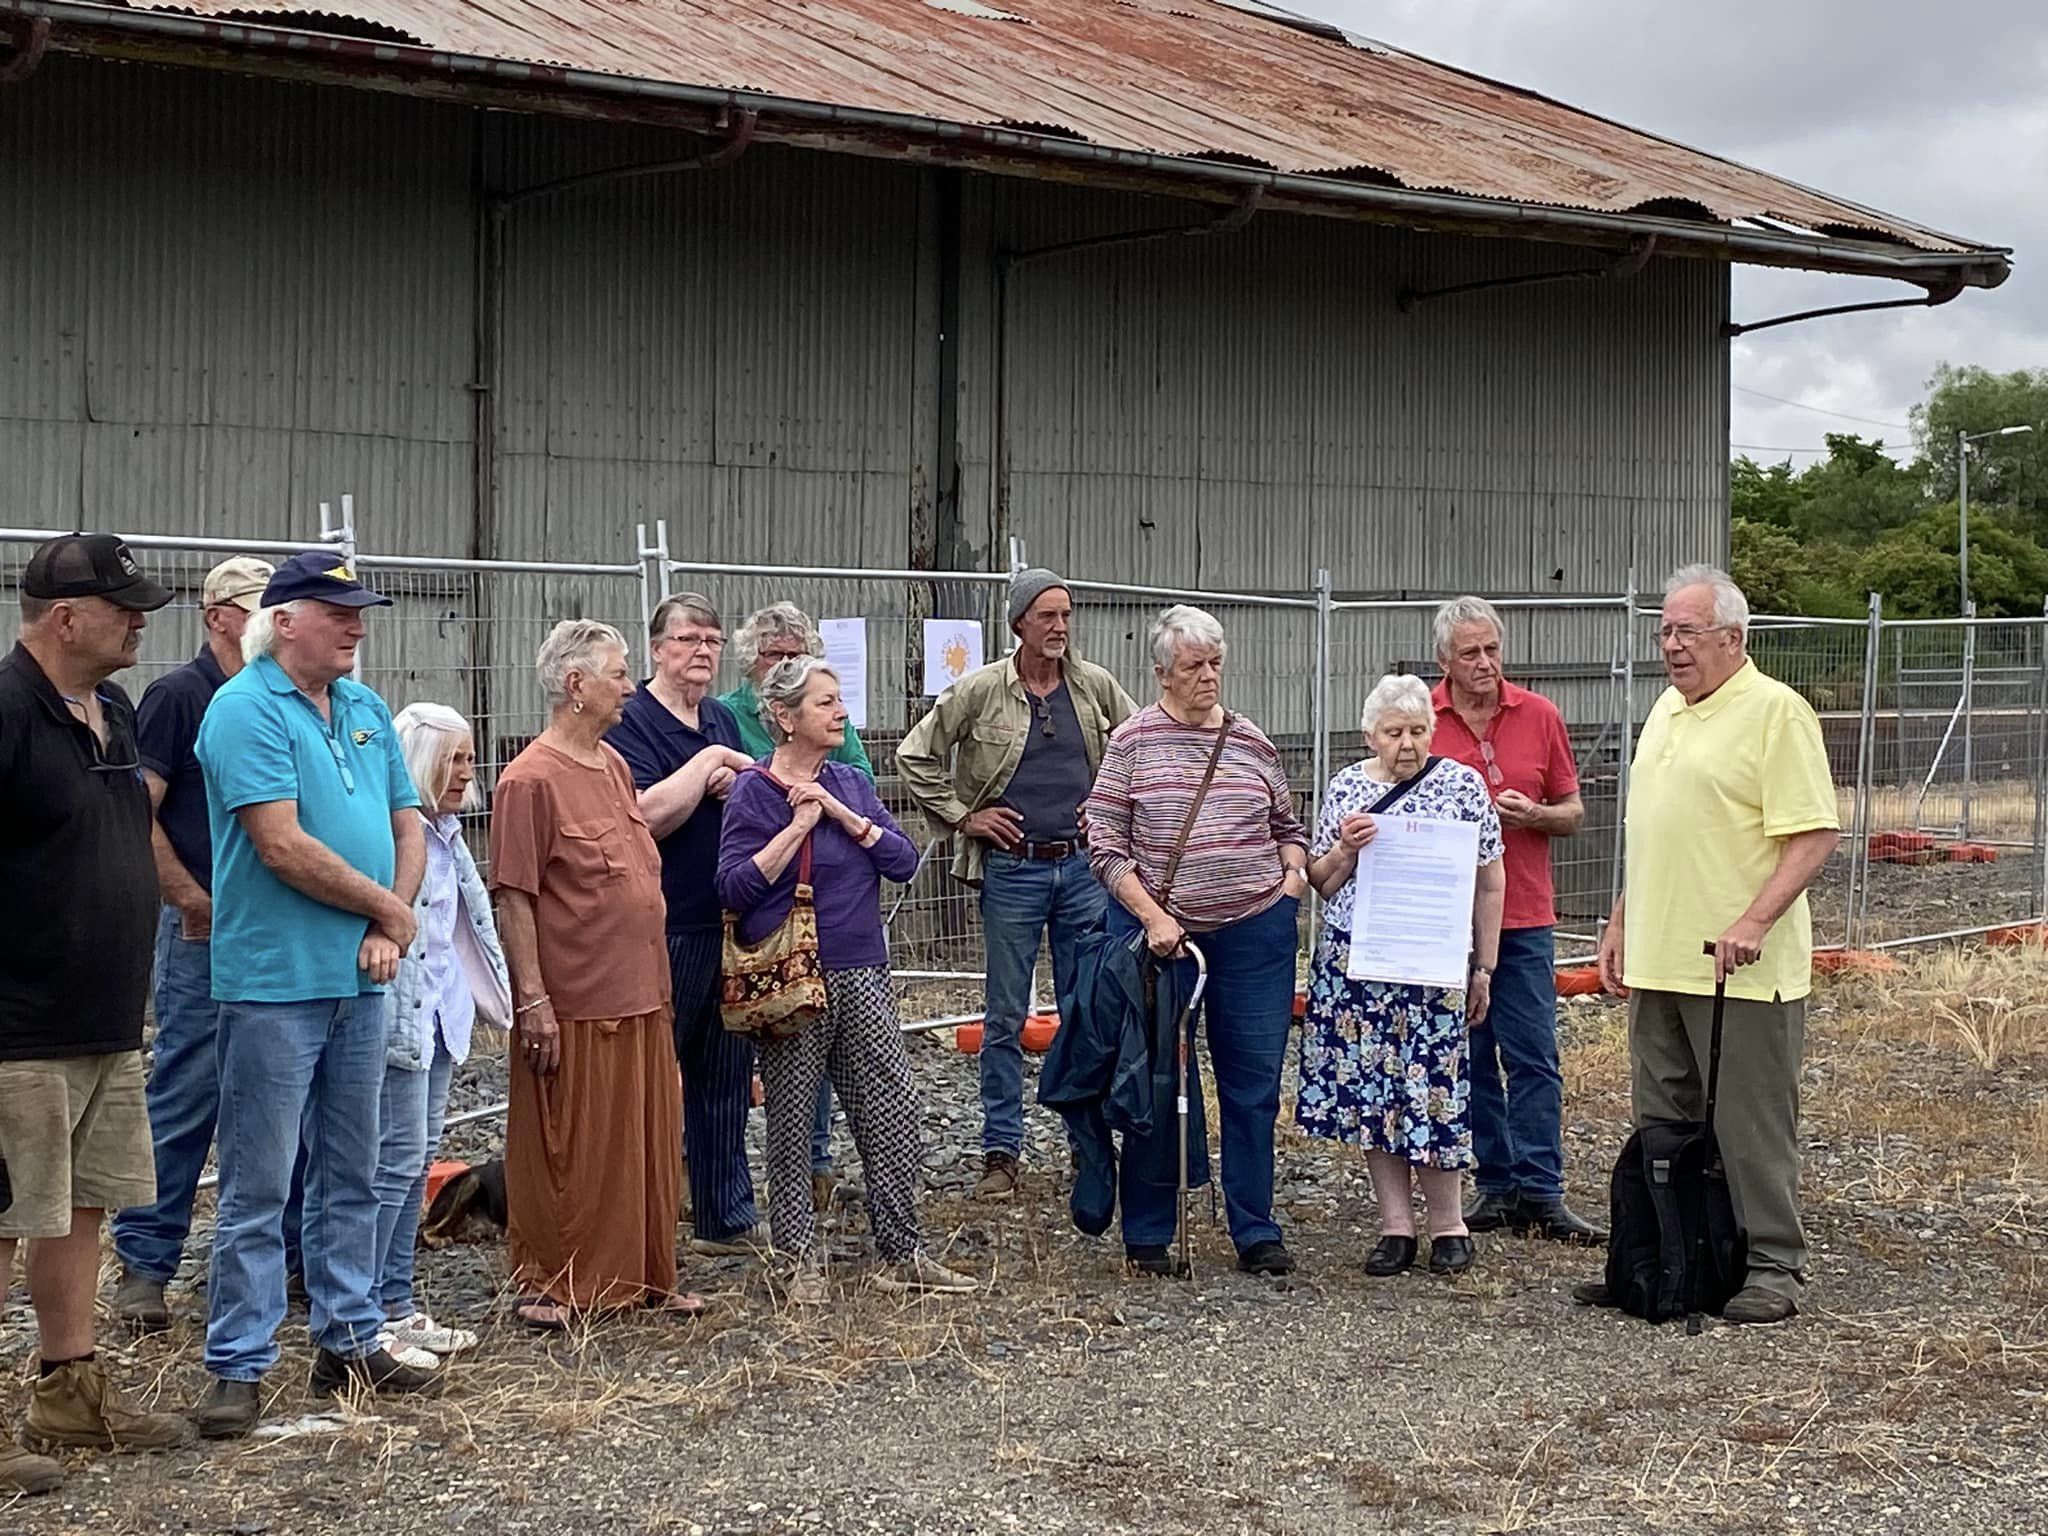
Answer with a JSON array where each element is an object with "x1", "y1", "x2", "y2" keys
[{"x1": 3, "y1": 0, "x2": 2013, "y2": 291}]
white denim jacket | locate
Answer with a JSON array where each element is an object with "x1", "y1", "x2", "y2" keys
[{"x1": 382, "y1": 822, "x2": 511, "y2": 1070}]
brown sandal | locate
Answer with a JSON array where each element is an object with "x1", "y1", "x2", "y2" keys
[
  {"x1": 515, "y1": 1297, "x2": 572, "y2": 1332},
  {"x1": 646, "y1": 1291, "x2": 709, "y2": 1318}
]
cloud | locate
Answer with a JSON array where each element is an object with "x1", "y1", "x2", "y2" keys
[{"x1": 1296, "y1": 0, "x2": 2047, "y2": 458}]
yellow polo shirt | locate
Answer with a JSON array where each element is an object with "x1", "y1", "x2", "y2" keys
[{"x1": 1623, "y1": 659, "x2": 1839, "y2": 1001}]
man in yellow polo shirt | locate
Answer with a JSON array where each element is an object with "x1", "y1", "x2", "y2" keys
[{"x1": 1592, "y1": 563, "x2": 1839, "y2": 1325}]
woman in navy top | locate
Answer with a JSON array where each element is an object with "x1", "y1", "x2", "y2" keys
[{"x1": 717, "y1": 657, "x2": 979, "y2": 1307}]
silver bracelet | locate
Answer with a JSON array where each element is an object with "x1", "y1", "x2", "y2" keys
[{"x1": 515, "y1": 996, "x2": 551, "y2": 1016}]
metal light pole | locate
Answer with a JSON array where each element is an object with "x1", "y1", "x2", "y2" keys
[{"x1": 1957, "y1": 423, "x2": 2035, "y2": 838}]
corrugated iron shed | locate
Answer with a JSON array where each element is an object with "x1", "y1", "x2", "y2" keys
[{"x1": 0, "y1": 0, "x2": 2011, "y2": 284}]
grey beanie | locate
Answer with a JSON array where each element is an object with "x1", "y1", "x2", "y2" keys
[{"x1": 1008, "y1": 567, "x2": 1068, "y2": 631}]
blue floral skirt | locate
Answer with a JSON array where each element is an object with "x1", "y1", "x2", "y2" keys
[{"x1": 1295, "y1": 932, "x2": 1475, "y2": 1169}]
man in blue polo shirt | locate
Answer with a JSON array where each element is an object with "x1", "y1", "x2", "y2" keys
[
  {"x1": 607, "y1": 593, "x2": 758, "y2": 1253},
  {"x1": 188, "y1": 551, "x2": 439, "y2": 1439},
  {"x1": 110, "y1": 555, "x2": 272, "y2": 1331}
]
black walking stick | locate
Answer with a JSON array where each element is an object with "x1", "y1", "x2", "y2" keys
[
  {"x1": 1175, "y1": 940, "x2": 1210, "y2": 1282},
  {"x1": 1686, "y1": 939, "x2": 1730, "y2": 1337}
]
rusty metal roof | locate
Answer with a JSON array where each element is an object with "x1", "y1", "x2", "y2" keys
[{"x1": 8, "y1": 0, "x2": 2011, "y2": 278}]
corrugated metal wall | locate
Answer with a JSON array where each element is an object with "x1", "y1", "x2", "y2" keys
[{"x1": 2, "y1": 59, "x2": 1727, "y2": 701}]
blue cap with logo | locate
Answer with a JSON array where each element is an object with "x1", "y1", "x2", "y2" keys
[{"x1": 261, "y1": 551, "x2": 392, "y2": 609}]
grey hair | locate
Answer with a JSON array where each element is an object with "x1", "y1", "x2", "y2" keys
[
  {"x1": 648, "y1": 592, "x2": 722, "y2": 646},
  {"x1": 393, "y1": 702, "x2": 480, "y2": 813},
  {"x1": 1664, "y1": 563, "x2": 1751, "y2": 639},
  {"x1": 536, "y1": 618, "x2": 628, "y2": 706},
  {"x1": 757, "y1": 655, "x2": 839, "y2": 740},
  {"x1": 1360, "y1": 673, "x2": 1433, "y2": 734},
  {"x1": 734, "y1": 601, "x2": 823, "y2": 674},
  {"x1": 1433, "y1": 595, "x2": 1505, "y2": 660},
  {"x1": 240, "y1": 600, "x2": 308, "y2": 664},
  {"x1": 1149, "y1": 604, "x2": 1227, "y2": 671}
]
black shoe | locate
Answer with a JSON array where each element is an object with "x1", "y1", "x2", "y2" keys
[
  {"x1": 1364, "y1": 1236, "x2": 1418, "y2": 1277},
  {"x1": 1124, "y1": 1244, "x2": 1189, "y2": 1278},
  {"x1": 1428, "y1": 1235, "x2": 1475, "y2": 1275},
  {"x1": 1237, "y1": 1240, "x2": 1295, "y2": 1277},
  {"x1": 192, "y1": 1378, "x2": 263, "y2": 1441},
  {"x1": 1462, "y1": 1191, "x2": 1523, "y2": 1233},
  {"x1": 1570, "y1": 1279, "x2": 1614, "y2": 1307},
  {"x1": 1519, "y1": 1196, "x2": 1606, "y2": 1245},
  {"x1": 309, "y1": 1347, "x2": 445, "y2": 1400}
]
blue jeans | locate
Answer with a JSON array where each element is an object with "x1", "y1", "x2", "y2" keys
[
  {"x1": 112, "y1": 907, "x2": 222, "y2": 1283},
  {"x1": 1468, "y1": 927, "x2": 1565, "y2": 1201},
  {"x1": 669, "y1": 929, "x2": 760, "y2": 1240},
  {"x1": 371, "y1": 1034, "x2": 456, "y2": 1318},
  {"x1": 204, "y1": 997, "x2": 386, "y2": 1381},
  {"x1": 978, "y1": 850, "x2": 1105, "y2": 1156},
  {"x1": 1109, "y1": 896, "x2": 1299, "y2": 1252},
  {"x1": 811, "y1": 1078, "x2": 835, "y2": 1175}
]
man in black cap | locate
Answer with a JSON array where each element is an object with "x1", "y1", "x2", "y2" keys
[
  {"x1": 0, "y1": 534, "x2": 194, "y2": 1494},
  {"x1": 188, "y1": 550, "x2": 437, "y2": 1438},
  {"x1": 897, "y1": 569, "x2": 1137, "y2": 1200}
]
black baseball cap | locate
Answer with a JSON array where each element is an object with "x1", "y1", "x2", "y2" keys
[
  {"x1": 261, "y1": 551, "x2": 392, "y2": 609},
  {"x1": 22, "y1": 533, "x2": 174, "y2": 612}
]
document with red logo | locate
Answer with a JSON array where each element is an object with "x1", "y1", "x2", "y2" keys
[{"x1": 1345, "y1": 816, "x2": 1481, "y2": 990}]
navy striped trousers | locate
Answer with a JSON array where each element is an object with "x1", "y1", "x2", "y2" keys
[{"x1": 668, "y1": 928, "x2": 759, "y2": 1241}]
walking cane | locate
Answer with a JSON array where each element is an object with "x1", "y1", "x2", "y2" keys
[
  {"x1": 1175, "y1": 939, "x2": 1210, "y2": 1282},
  {"x1": 1686, "y1": 939, "x2": 1730, "y2": 1337}
]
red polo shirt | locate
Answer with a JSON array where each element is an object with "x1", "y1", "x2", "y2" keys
[{"x1": 1430, "y1": 678, "x2": 1579, "y2": 930}]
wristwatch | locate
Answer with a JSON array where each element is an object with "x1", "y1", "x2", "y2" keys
[{"x1": 1470, "y1": 963, "x2": 1493, "y2": 979}]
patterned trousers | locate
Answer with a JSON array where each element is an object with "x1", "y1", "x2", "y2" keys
[{"x1": 756, "y1": 965, "x2": 923, "y2": 1263}]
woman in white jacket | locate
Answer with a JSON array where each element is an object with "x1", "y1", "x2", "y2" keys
[{"x1": 371, "y1": 703, "x2": 511, "y2": 1364}]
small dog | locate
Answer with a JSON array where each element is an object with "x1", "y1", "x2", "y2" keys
[{"x1": 419, "y1": 1157, "x2": 508, "y2": 1247}]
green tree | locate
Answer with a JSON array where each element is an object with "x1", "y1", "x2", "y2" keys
[
  {"x1": 1730, "y1": 455, "x2": 1804, "y2": 530},
  {"x1": 1911, "y1": 363, "x2": 2048, "y2": 526},
  {"x1": 1789, "y1": 433, "x2": 1922, "y2": 542}
]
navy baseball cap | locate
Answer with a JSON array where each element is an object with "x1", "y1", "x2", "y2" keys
[
  {"x1": 261, "y1": 551, "x2": 392, "y2": 609},
  {"x1": 23, "y1": 533, "x2": 174, "y2": 611}
]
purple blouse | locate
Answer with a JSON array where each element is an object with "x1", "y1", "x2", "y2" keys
[{"x1": 715, "y1": 761, "x2": 920, "y2": 972}]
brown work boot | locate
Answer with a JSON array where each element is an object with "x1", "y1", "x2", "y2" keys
[
  {"x1": 25, "y1": 1358, "x2": 195, "y2": 1452},
  {"x1": 112, "y1": 1267, "x2": 172, "y2": 1334},
  {"x1": 972, "y1": 1151, "x2": 1019, "y2": 1202},
  {"x1": 0, "y1": 1425, "x2": 64, "y2": 1495},
  {"x1": 811, "y1": 1169, "x2": 838, "y2": 1214}
]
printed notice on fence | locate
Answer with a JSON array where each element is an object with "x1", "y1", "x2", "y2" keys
[
  {"x1": 921, "y1": 618, "x2": 984, "y2": 696},
  {"x1": 819, "y1": 618, "x2": 868, "y2": 730},
  {"x1": 1345, "y1": 816, "x2": 1482, "y2": 990}
]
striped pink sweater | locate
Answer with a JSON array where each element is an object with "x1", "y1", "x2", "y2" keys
[{"x1": 1085, "y1": 703, "x2": 1308, "y2": 932}]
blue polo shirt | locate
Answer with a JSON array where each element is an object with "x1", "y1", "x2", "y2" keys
[
  {"x1": 605, "y1": 687, "x2": 743, "y2": 934},
  {"x1": 196, "y1": 655, "x2": 419, "y2": 1002},
  {"x1": 136, "y1": 645, "x2": 228, "y2": 892}
]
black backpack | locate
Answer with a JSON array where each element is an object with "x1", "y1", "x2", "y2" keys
[{"x1": 1594, "y1": 946, "x2": 1749, "y2": 1330}]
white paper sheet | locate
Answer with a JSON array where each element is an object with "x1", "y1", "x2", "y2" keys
[
  {"x1": 819, "y1": 617, "x2": 868, "y2": 730},
  {"x1": 922, "y1": 617, "x2": 984, "y2": 695},
  {"x1": 1345, "y1": 815, "x2": 1482, "y2": 990}
]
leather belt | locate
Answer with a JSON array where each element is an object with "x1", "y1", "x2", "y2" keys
[{"x1": 1017, "y1": 838, "x2": 1085, "y2": 861}]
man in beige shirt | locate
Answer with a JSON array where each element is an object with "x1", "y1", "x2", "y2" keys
[{"x1": 898, "y1": 569, "x2": 1135, "y2": 1199}]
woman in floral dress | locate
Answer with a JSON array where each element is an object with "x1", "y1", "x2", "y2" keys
[{"x1": 1298, "y1": 674, "x2": 1505, "y2": 1277}]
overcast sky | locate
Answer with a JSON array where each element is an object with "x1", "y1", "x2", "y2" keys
[{"x1": 1299, "y1": 0, "x2": 2046, "y2": 464}]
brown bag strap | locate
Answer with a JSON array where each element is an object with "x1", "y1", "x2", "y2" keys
[{"x1": 1156, "y1": 713, "x2": 1232, "y2": 908}]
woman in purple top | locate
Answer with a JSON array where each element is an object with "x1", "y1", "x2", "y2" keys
[{"x1": 716, "y1": 657, "x2": 978, "y2": 1306}]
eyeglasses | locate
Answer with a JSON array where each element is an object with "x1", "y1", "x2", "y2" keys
[
  {"x1": 326, "y1": 733, "x2": 356, "y2": 795},
  {"x1": 1033, "y1": 695, "x2": 1056, "y2": 739},
  {"x1": 1659, "y1": 623, "x2": 1728, "y2": 646},
  {"x1": 1478, "y1": 738, "x2": 1504, "y2": 788},
  {"x1": 89, "y1": 731, "x2": 141, "y2": 778},
  {"x1": 665, "y1": 634, "x2": 725, "y2": 653}
]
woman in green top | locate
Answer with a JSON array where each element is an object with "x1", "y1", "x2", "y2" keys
[{"x1": 719, "y1": 603, "x2": 875, "y2": 780}]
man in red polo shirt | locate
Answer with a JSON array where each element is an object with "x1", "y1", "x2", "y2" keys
[{"x1": 1431, "y1": 597, "x2": 1601, "y2": 1243}]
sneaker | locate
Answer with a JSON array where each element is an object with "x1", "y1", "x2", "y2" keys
[
  {"x1": 191, "y1": 1378, "x2": 264, "y2": 1441},
  {"x1": 972, "y1": 1151, "x2": 1019, "y2": 1202},
  {"x1": 374, "y1": 1329, "x2": 443, "y2": 1372},
  {"x1": 786, "y1": 1253, "x2": 829, "y2": 1308},
  {"x1": 25, "y1": 1358, "x2": 194, "y2": 1452},
  {"x1": 308, "y1": 1346, "x2": 444, "y2": 1400},
  {"x1": 0, "y1": 1426, "x2": 64, "y2": 1495},
  {"x1": 1721, "y1": 1286, "x2": 1798, "y2": 1325},
  {"x1": 383, "y1": 1311, "x2": 479, "y2": 1357},
  {"x1": 873, "y1": 1250, "x2": 979, "y2": 1295},
  {"x1": 688, "y1": 1224, "x2": 771, "y2": 1258},
  {"x1": 112, "y1": 1268, "x2": 171, "y2": 1334}
]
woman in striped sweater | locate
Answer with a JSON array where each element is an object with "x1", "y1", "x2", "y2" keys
[{"x1": 1085, "y1": 604, "x2": 1309, "y2": 1277}]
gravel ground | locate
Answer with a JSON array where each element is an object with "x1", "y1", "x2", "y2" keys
[{"x1": 8, "y1": 967, "x2": 2048, "y2": 1535}]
